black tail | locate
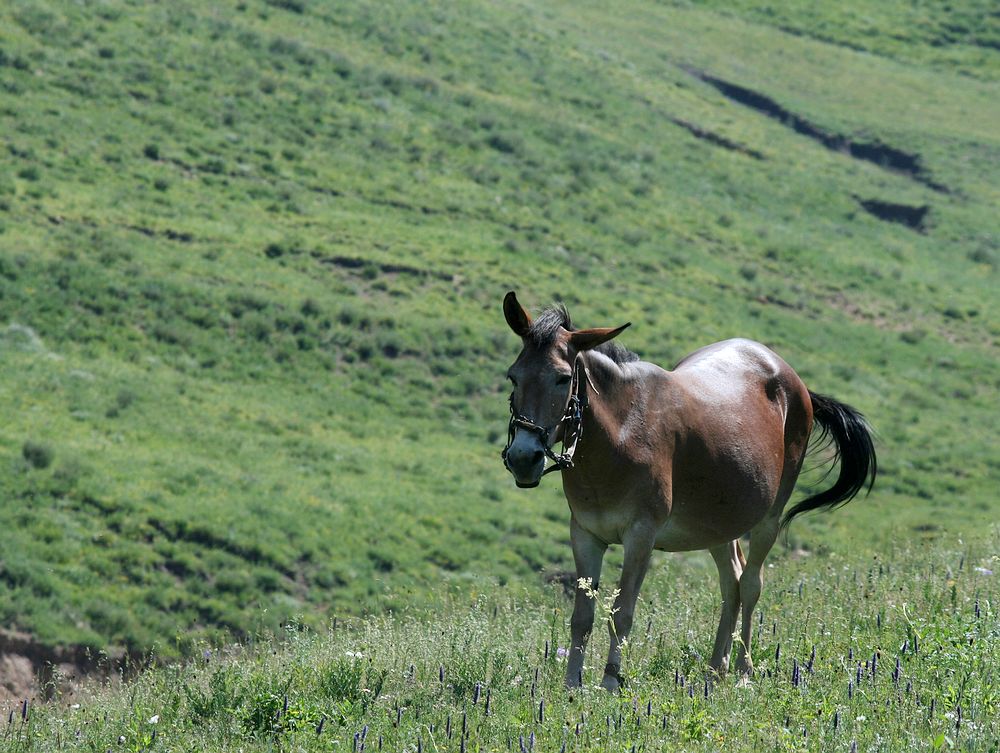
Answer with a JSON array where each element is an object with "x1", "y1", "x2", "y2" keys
[{"x1": 781, "y1": 391, "x2": 877, "y2": 529}]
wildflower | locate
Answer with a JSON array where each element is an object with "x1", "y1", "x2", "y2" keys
[
  {"x1": 556, "y1": 647, "x2": 570, "y2": 661},
  {"x1": 149, "y1": 715, "x2": 160, "y2": 724},
  {"x1": 974, "y1": 567, "x2": 993, "y2": 576}
]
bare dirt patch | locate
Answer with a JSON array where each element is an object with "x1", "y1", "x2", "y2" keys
[
  {"x1": 0, "y1": 630, "x2": 125, "y2": 702},
  {"x1": 669, "y1": 117, "x2": 765, "y2": 160},
  {"x1": 687, "y1": 69, "x2": 950, "y2": 194},
  {"x1": 855, "y1": 197, "x2": 929, "y2": 232}
]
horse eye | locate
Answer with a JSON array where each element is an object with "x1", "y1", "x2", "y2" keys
[{"x1": 556, "y1": 374, "x2": 571, "y2": 385}]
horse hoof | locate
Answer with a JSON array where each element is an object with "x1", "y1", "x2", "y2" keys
[
  {"x1": 704, "y1": 668, "x2": 724, "y2": 687},
  {"x1": 600, "y1": 676, "x2": 621, "y2": 693}
]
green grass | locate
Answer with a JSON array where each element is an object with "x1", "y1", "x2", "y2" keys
[
  {"x1": 682, "y1": 0, "x2": 1000, "y2": 80},
  {"x1": 0, "y1": 0, "x2": 997, "y2": 668},
  {"x1": 6, "y1": 535, "x2": 998, "y2": 751}
]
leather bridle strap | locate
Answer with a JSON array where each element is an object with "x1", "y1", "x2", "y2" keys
[{"x1": 501, "y1": 356, "x2": 592, "y2": 477}]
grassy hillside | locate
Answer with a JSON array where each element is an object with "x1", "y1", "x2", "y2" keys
[
  {"x1": 688, "y1": 0, "x2": 1000, "y2": 80},
  {"x1": 0, "y1": 0, "x2": 997, "y2": 666}
]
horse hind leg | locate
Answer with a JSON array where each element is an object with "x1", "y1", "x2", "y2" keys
[
  {"x1": 735, "y1": 515, "x2": 780, "y2": 676},
  {"x1": 708, "y1": 540, "x2": 743, "y2": 675}
]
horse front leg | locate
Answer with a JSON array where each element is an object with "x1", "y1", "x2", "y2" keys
[
  {"x1": 601, "y1": 523, "x2": 656, "y2": 692},
  {"x1": 565, "y1": 517, "x2": 607, "y2": 689}
]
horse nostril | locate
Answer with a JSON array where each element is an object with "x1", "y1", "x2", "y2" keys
[{"x1": 531, "y1": 450, "x2": 545, "y2": 465}]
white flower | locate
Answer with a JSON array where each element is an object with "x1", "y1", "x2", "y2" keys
[
  {"x1": 974, "y1": 567, "x2": 993, "y2": 576},
  {"x1": 149, "y1": 715, "x2": 160, "y2": 724}
]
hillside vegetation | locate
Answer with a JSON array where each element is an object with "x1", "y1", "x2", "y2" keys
[{"x1": 0, "y1": 0, "x2": 997, "y2": 671}]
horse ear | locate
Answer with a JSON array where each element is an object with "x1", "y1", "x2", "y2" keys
[
  {"x1": 569, "y1": 322, "x2": 631, "y2": 351},
  {"x1": 503, "y1": 291, "x2": 532, "y2": 337}
]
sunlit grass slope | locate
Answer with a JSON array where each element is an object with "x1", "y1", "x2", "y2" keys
[{"x1": 0, "y1": 0, "x2": 997, "y2": 658}]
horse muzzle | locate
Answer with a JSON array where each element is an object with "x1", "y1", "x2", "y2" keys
[{"x1": 502, "y1": 437, "x2": 547, "y2": 488}]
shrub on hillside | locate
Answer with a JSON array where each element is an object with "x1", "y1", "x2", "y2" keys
[
  {"x1": 265, "y1": 0, "x2": 306, "y2": 13},
  {"x1": 22, "y1": 440, "x2": 54, "y2": 469}
]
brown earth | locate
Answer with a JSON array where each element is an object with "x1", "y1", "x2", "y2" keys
[{"x1": 0, "y1": 629, "x2": 121, "y2": 702}]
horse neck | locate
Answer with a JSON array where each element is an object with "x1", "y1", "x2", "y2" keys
[{"x1": 579, "y1": 350, "x2": 632, "y2": 446}]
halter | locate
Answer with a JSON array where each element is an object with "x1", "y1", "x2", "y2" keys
[{"x1": 501, "y1": 357, "x2": 593, "y2": 480}]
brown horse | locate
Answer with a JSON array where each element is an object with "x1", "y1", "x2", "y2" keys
[{"x1": 501, "y1": 292, "x2": 876, "y2": 690}]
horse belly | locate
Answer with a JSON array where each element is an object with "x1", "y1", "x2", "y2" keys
[
  {"x1": 653, "y1": 503, "x2": 763, "y2": 552},
  {"x1": 662, "y1": 446, "x2": 783, "y2": 550},
  {"x1": 653, "y1": 519, "x2": 726, "y2": 552},
  {"x1": 570, "y1": 504, "x2": 634, "y2": 546}
]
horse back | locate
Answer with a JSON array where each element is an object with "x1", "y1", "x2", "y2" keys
[{"x1": 672, "y1": 338, "x2": 810, "y2": 418}]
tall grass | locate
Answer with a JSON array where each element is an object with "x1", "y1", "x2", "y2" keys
[{"x1": 6, "y1": 534, "x2": 997, "y2": 751}]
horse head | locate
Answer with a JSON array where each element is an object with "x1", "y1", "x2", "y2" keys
[{"x1": 501, "y1": 291, "x2": 629, "y2": 487}]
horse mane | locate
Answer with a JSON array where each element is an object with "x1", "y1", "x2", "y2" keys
[{"x1": 528, "y1": 304, "x2": 639, "y2": 365}]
